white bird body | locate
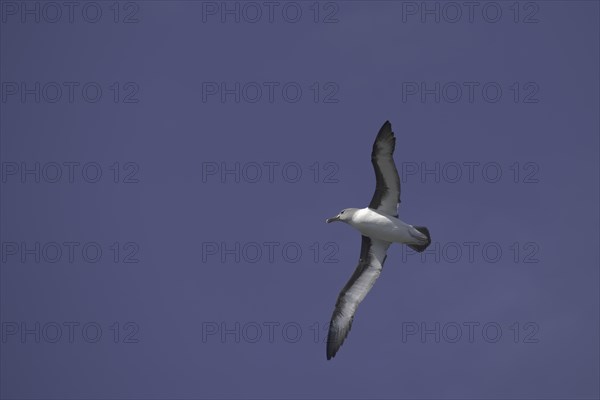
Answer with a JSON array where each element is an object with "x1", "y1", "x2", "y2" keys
[{"x1": 347, "y1": 208, "x2": 427, "y2": 245}]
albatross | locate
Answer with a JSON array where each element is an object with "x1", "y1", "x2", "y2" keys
[{"x1": 325, "y1": 120, "x2": 431, "y2": 360}]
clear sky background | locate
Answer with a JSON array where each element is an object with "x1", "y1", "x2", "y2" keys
[{"x1": 1, "y1": 1, "x2": 599, "y2": 399}]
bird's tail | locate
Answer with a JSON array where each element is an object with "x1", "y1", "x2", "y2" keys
[{"x1": 408, "y1": 226, "x2": 431, "y2": 253}]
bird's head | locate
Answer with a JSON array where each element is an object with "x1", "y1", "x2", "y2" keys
[{"x1": 326, "y1": 208, "x2": 358, "y2": 224}]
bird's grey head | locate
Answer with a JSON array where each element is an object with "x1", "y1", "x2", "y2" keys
[{"x1": 326, "y1": 208, "x2": 359, "y2": 224}]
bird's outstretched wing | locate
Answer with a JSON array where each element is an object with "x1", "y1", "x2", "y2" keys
[
  {"x1": 368, "y1": 121, "x2": 401, "y2": 217},
  {"x1": 326, "y1": 236, "x2": 390, "y2": 360}
]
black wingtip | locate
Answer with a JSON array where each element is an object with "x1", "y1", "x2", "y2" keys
[
  {"x1": 376, "y1": 120, "x2": 394, "y2": 140},
  {"x1": 326, "y1": 336, "x2": 336, "y2": 360},
  {"x1": 326, "y1": 345, "x2": 336, "y2": 360},
  {"x1": 326, "y1": 318, "x2": 354, "y2": 361}
]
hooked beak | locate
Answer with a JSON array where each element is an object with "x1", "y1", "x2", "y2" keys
[{"x1": 326, "y1": 215, "x2": 340, "y2": 223}]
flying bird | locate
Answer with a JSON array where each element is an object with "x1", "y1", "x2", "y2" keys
[{"x1": 325, "y1": 120, "x2": 431, "y2": 360}]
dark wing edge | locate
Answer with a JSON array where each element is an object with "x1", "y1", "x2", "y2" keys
[
  {"x1": 368, "y1": 121, "x2": 401, "y2": 216},
  {"x1": 326, "y1": 236, "x2": 389, "y2": 360}
]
